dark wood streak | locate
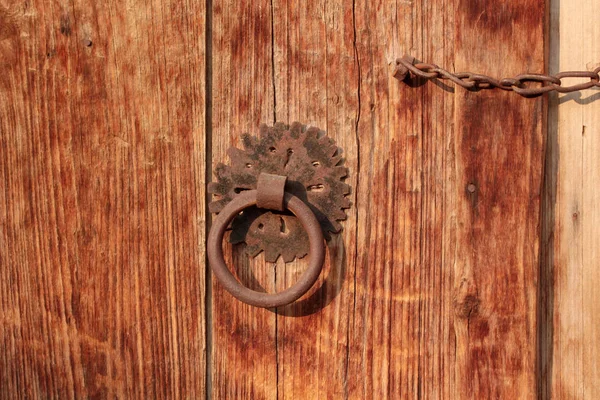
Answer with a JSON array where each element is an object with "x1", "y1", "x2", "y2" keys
[{"x1": 454, "y1": 0, "x2": 545, "y2": 397}]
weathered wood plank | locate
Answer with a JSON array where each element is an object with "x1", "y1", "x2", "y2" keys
[
  {"x1": 544, "y1": 0, "x2": 600, "y2": 397},
  {"x1": 453, "y1": 1, "x2": 545, "y2": 398},
  {"x1": 271, "y1": 1, "x2": 357, "y2": 398},
  {"x1": 210, "y1": 1, "x2": 278, "y2": 398},
  {"x1": 346, "y1": 0, "x2": 457, "y2": 398},
  {"x1": 0, "y1": 0, "x2": 207, "y2": 397},
  {"x1": 210, "y1": 0, "x2": 545, "y2": 398}
]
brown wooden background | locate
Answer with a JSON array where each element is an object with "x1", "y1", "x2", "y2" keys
[{"x1": 1, "y1": 0, "x2": 598, "y2": 398}]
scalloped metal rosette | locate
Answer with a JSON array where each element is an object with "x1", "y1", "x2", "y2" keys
[{"x1": 208, "y1": 122, "x2": 351, "y2": 263}]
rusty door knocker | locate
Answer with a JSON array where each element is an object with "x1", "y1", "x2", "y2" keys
[
  {"x1": 207, "y1": 174, "x2": 325, "y2": 308},
  {"x1": 207, "y1": 122, "x2": 351, "y2": 308}
]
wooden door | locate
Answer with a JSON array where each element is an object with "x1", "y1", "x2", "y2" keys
[{"x1": 1, "y1": 0, "x2": 599, "y2": 398}]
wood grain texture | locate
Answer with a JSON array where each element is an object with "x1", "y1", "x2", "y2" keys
[
  {"x1": 210, "y1": 1, "x2": 278, "y2": 399},
  {"x1": 0, "y1": 0, "x2": 207, "y2": 398},
  {"x1": 349, "y1": 0, "x2": 454, "y2": 397},
  {"x1": 271, "y1": 1, "x2": 357, "y2": 398},
  {"x1": 543, "y1": 0, "x2": 600, "y2": 397},
  {"x1": 453, "y1": 1, "x2": 546, "y2": 398},
  {"x1": 1, "y1": 0, "x2": 551, "y2": 397},
  {"x1": 210, "y1": 0, "x2": 545, "y2": 399}
]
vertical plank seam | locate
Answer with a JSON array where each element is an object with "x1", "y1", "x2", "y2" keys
[
  {"x1": 579, "y1": 8, "x2": 585, "y2": 395},
  {"x1": 345, "y1": 1, "x2": 361, "y2": 398},
  {"x1": 204, "y1": 0, "x2": 214, "y2": 397},
  {"x1": 418, "y1": 0, "x2": 426, "y2": 396},
  {"x1": 270, "y1": 0, "x2": 277, "y2": 124},
  {"x1": 269, "y1": 1, "x2": 280, "y2": 398},
  {"x1": 540, "y1": 0, "x2": 560, "y2": 395},
  {"x1": 538, "y1": 0, "x2": 552, "y2": 394}
]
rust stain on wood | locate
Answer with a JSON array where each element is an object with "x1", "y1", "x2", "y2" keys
[
  {"x1": 59, "y1": 12, "x2": 72, "y2": 37},
  {"x1": 454, "y1": 0, "x2": 545, "y2": 398}
]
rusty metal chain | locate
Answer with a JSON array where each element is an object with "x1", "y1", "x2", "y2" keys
[{"x1": 394, "y1": 55, "x2": 600, "y2": 97}]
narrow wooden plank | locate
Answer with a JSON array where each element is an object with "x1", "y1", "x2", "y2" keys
[
  {"x1": 347, "y1": 0, "x2": 457, "y2": 398},
  {"x1": 545, "y1": 0, "x2": 600, "y2": 396},
  {"x1": 0, "y1": 0, "x2": 206, "y2": 398},
  {"x1": 210, "y1": 1, "x2": 278, "y2": 398},
  {"x1": 453, "y1": 1, "x2": 545, "y2": 398},
  {"x1": 348, "y1": 0, "x2": 544, "y2": 397},
  {"x1": 271, "y1": 1, "x2": 358, "y2": 398}
]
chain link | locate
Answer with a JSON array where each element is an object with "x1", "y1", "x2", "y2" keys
[{"x1": 394, "y1": 55, "x2": 600, "y2": 97}]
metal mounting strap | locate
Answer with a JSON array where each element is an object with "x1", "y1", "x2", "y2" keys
[{"x1": 256, "y1": 173, "x2": 287, "y2": 211}]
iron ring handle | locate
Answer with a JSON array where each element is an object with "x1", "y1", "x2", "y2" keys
[{"x1": 207, "y1": 189, "x2": 325, "y2": 308}]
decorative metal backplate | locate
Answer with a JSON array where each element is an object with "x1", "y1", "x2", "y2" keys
[{"x1": 208, "y1": 122, "x2": 351, "y2": 263}]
